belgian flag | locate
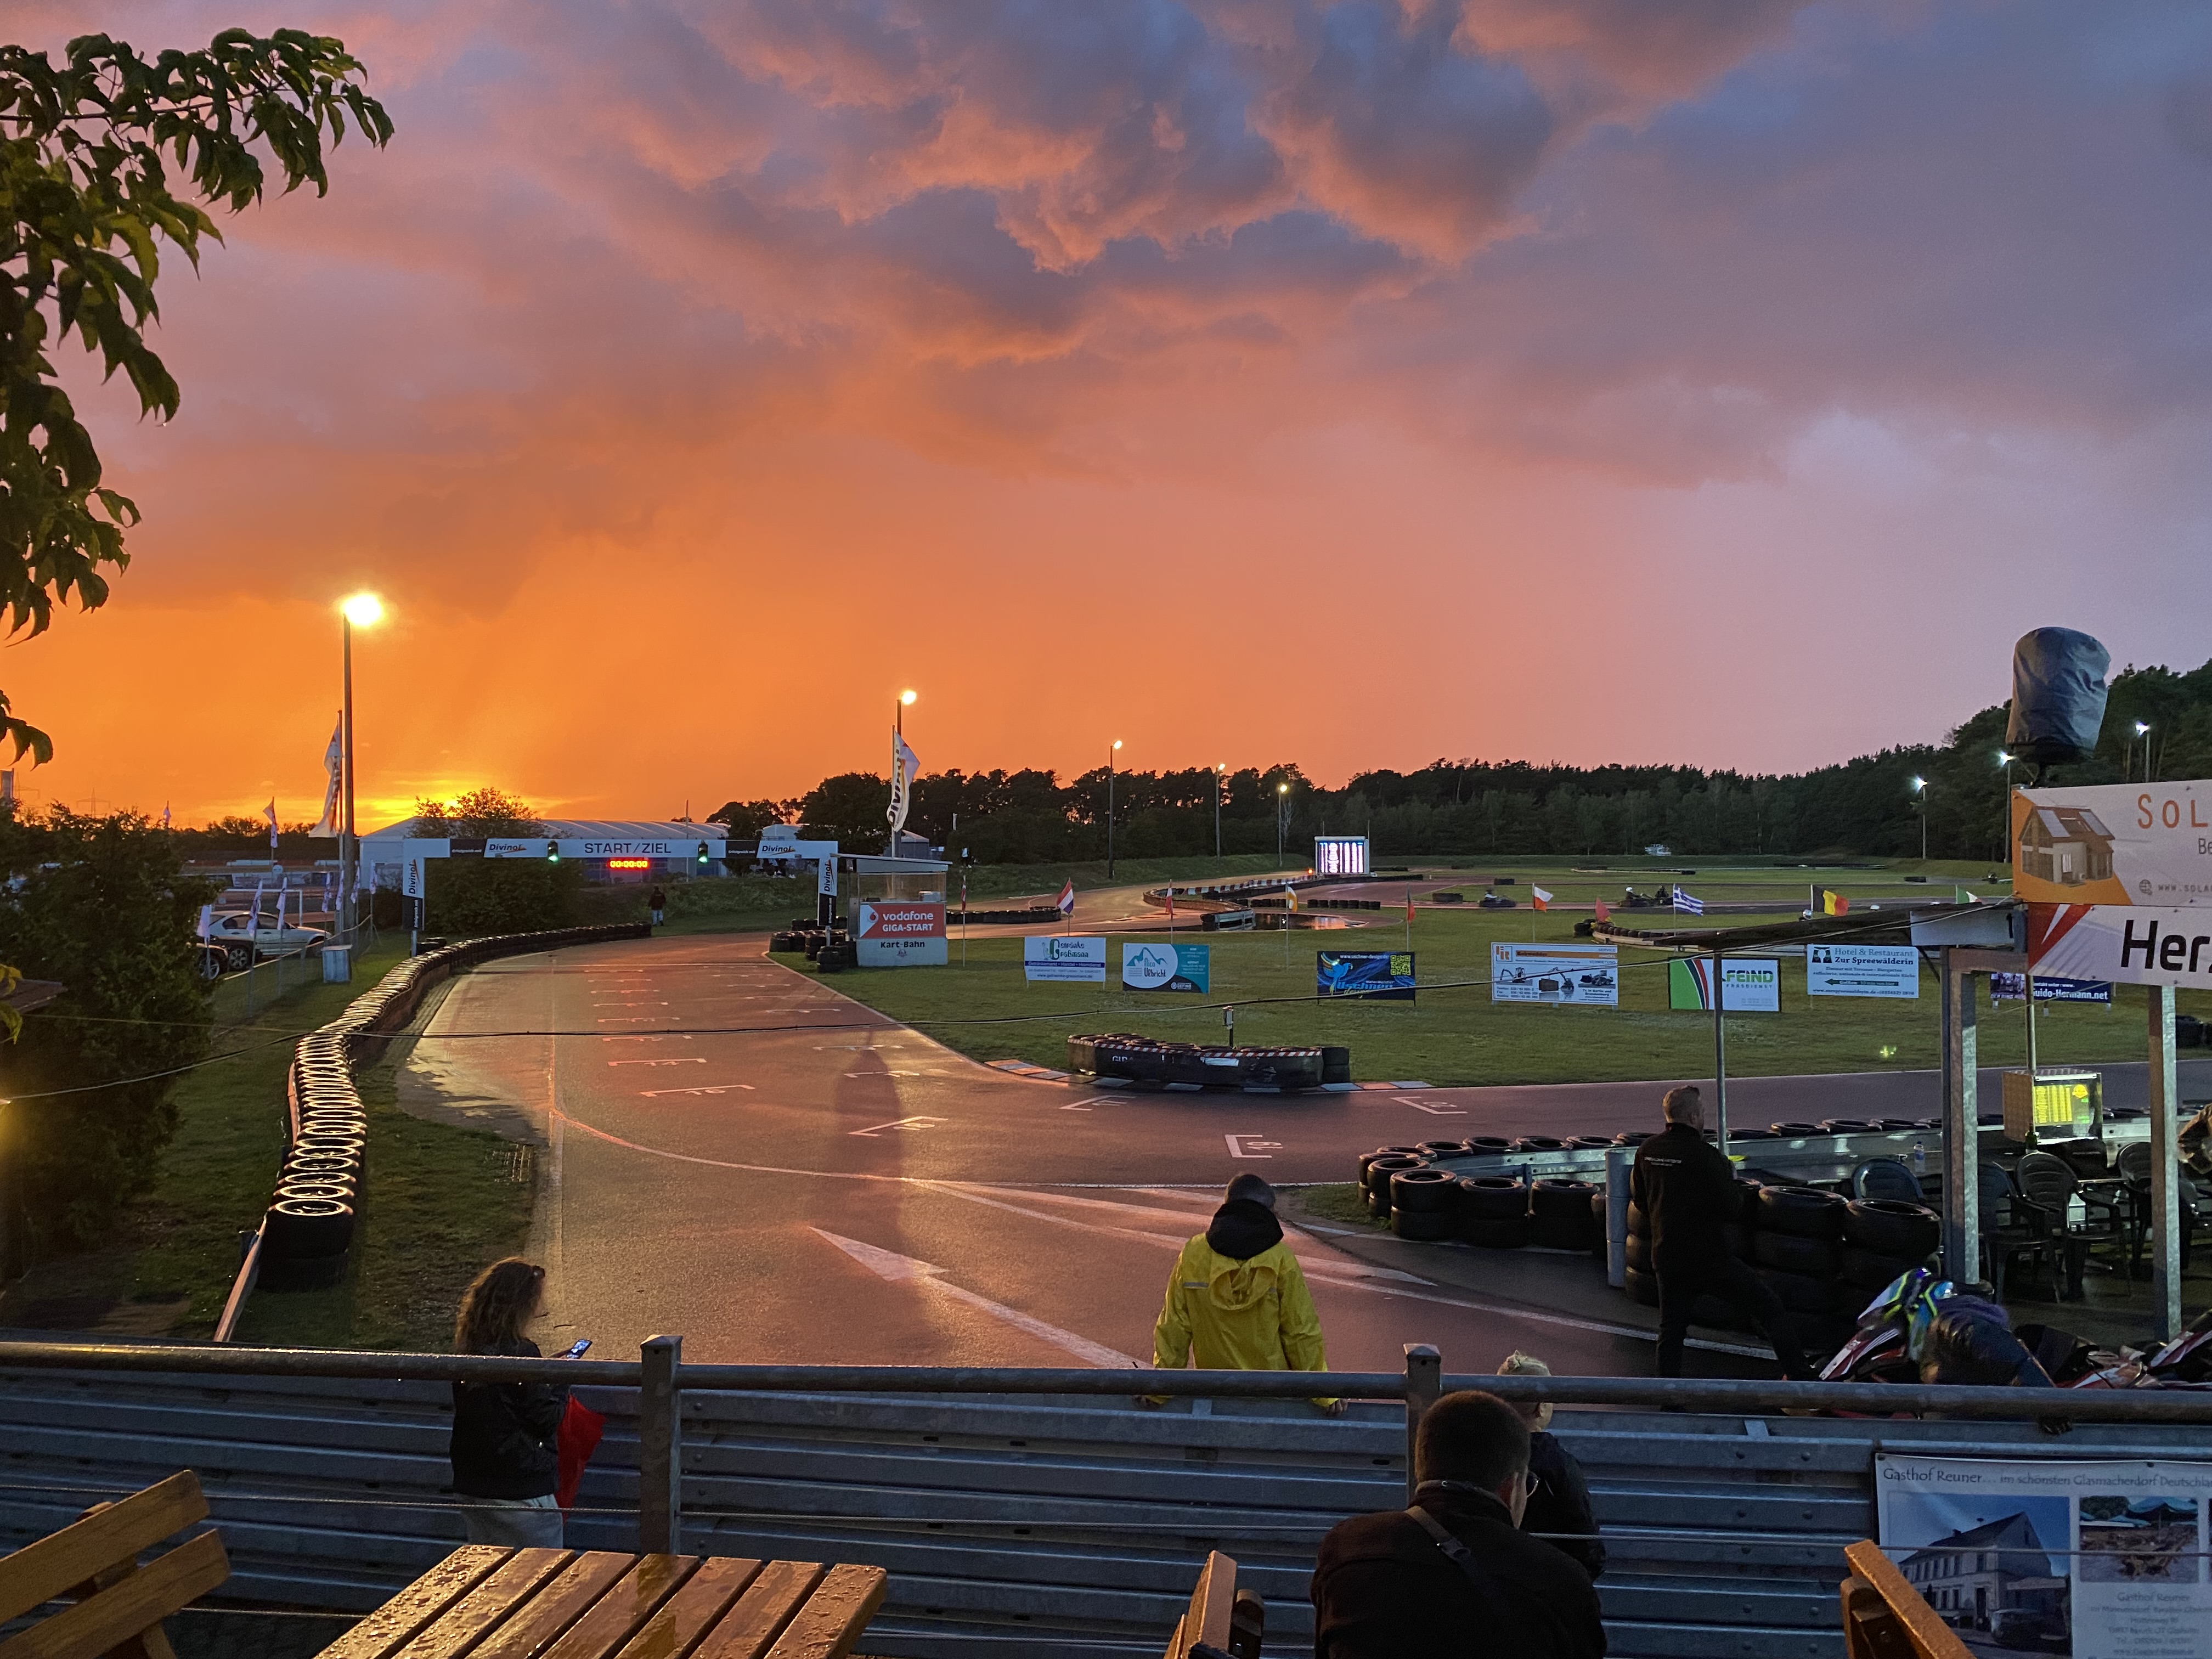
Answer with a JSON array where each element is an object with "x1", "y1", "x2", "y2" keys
[{"x1": 1821, "y1": 889, "x2": 1849, "y2": 916}]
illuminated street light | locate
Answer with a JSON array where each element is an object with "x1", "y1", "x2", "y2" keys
[
  {"x1": 1105, "y1": 740, "x2": 1126, "y2": 879},
  {"x1": 336, "y1": 593, "x2": 386, "y2": 963},
  {"x1": 1910, "y1": 775, "x2": 1928, "y2": 863},
  {"x1": 1214, "y1": 762, "x2": 1227, "y2": 860},
  {"x1": 1276, "y1": 778, "x2": 1291, "y2": 864}
]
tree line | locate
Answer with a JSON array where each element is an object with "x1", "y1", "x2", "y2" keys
[{"x1": 713, "y1": 657, "x2": 2212, "y2": 865}]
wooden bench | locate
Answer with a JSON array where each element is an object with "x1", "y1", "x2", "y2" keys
[
  {"x1": 314, "y1": 1548, "x2": 885, "y2": 1659},
  {"x1": 1840, "y1": 1538, "x2": 1974, "y2": 1659},
  {"x1": 1163, "y1": 1550, "x2": 1263, "y2": 1659},
  {"x1": 0, "y1": 1470, "x2": 230, "y2": 1659}
]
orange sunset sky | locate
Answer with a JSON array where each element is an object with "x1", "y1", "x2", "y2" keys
[{"x1": 9, "y1": 1, "x2": 2211, "y2": 827}]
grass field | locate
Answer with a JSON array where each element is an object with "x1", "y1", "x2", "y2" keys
[
  {"x1": 797, "y1": 887, "x2": 2211, "y2": 1087},
  {"x1": 0, "y1": 940, "x2": 534, "y2": 1347}
]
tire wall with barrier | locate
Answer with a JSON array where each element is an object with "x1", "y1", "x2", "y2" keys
[{"x1": 237, "y1": 924, "x2": 652, "y2": 1311}]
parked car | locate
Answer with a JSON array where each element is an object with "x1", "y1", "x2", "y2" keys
[{"x1": 201, "y1": 910, "x2": 328, "y2": 972}]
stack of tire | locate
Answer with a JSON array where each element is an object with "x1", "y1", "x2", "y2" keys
[
  {"x1": 1069, "y1": 1034, "x2": 1346, "y2": 1090},
  {"x1": 814, "y1": 934, "x2": 857, "y2": 972}
]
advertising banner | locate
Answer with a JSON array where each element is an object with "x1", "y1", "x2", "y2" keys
[
  {"x1": 1024, "y1": 935, "x2": 1107, "y2": 983},
  {"x1": 1667, "y1": 957, "x2": 1780, "y2": 1012},
  {"x1": 2014, "y1": 782, "x2": 2212, "y2": 907},
  {"x1": 2029, "y1": 902, "x2": 2212, "y2": 992},
  {"x1": 1807, "y1": 943, "x2": 1922, "y2": 998},
  {"x1": 1491, "y1": 943, "x2": 1618, "y2": 1006},
  {"x1": 1122, "y1": 942, "x2": 1210, "y2": 992},
  {"x1": 1314, "y1": 836, "x2": 1369, "y2": 877},
  {"x1": 1317, "y1": 951, "x2": 1416, "y2": 1001},
  {"x1": 486, "y1": 836, "x2": 726, "y2": 861},
  {"x1": 854, "y1": 901, "x2": 947, "y2": 967},
  {"x1": 1990, "y1": 972, "x2": 2113, "y2": 1005},
  {"x1": 1876, "y1": 1453, "x2": 2212, "y2": 1659}
]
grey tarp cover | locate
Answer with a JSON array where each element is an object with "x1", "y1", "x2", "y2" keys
[{"x1": 2006, "y1": 628, "x2": 2110, "y2": 765}]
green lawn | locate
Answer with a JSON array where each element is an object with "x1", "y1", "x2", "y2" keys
[{"x1": 798, "y1": 899, "x2": 2209, "y2": 1087}]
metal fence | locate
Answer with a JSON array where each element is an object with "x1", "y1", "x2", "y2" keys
[{"x1": 3, "y1": 1338, "x2": 2210, "y2": 1657}]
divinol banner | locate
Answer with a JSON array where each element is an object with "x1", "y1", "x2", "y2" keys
[
  {"x1": 1877, "y1": 1453, "x2": 2212, "y2": 1659},
  {"x1": 1317, "y1": 951, "x2": 1416, "y2": 1000},
  {"x1": 1667, "y1": 957, "x2": 1781, "y2": 1012},
  {"x1": 2013, "y1": 782, "x2": 2212, "y2": 907},
  {"x1": 1024, "y1": 935, "x2": 1107, "y2": 983},
  {"x1": 1122, "y1": 942, "x2": 1210, "y2": 992},
  {"x1": 2029, "y1": 902, "x2": 2212, "y2": 992},
  {"x1": 1491, "y1": 943, "x2": 1618, "y2": 1006},
  {"x1": 854, "y1": 901, "x2": 946, "y2": 967}
]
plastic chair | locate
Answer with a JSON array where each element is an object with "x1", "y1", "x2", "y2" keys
[
  {"x1": 2015, "y1": 1152, "x2": 2119, "y2": 1299},
  {"x1": 1978, "y1": 1161, "x2": 2048, "y2": 1301},
  {"x1": 1851, "y1": 1158, "x2": 1925, "y2": 1203},
  {"x1": 2119, "y1": 1142, "x2": 2205, "y2": 1279}
]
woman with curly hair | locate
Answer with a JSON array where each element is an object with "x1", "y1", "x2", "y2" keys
[{"x1": 449, "y1": 1259, "x2": 567, "y2": 1545}]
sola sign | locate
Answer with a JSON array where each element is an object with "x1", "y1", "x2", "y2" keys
[{"x1": 2013, "y1": 782, "x2": 2212, "y2": 907}]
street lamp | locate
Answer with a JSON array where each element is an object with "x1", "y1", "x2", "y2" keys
[
  {"x1": 1910, "y1": 775, "x2": 1928, "y2": 864},
  {"x1": 1106, "y1": 740, "x2": 1124, "y2": 879},
  {"x1": 1276, "y1": 779, "x2": 1291, "y2": 865},
  {"x1": 2131, "y1": 720, "x2": 2152, "y2": 783},
  {"x1": 1995, "y1": 752, "x2": 2014, "y2": 863},
  {"x1": 1214, "y1": 763, "x2": 1227, "y2": 860},
  {"x1": 337, "y1": 592, "x2": 385, "y2": 958}
]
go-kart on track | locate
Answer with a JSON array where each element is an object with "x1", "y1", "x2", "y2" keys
[{"x1": 399, "y1": 933, "x2": 2211, "y2": 1381}]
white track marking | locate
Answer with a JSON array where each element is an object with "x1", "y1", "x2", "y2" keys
[
  {"x1": 812, "y1": 1229, "x2": 1139, "y2": 1368},
  {"x1": 641, "y1": 1085, "x2": 754, "y2": 1097},
  {"x1": 849, "y1": 1115, "x2": 947, "y2": 1137},
  {"x1": 607, "y1": 1057, "x2": 706, "y2": 1067}
]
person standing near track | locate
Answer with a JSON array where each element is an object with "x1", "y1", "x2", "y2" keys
[
  {"x1": 449, "y1": 1259, "x2": 568, "y2": 1546},
  {"x1": 649, "y1": 885, "x2": 667, "y2": 927},
  {"x1": 1632, "y1": 1086, "x2": 1813, "y2": 1381},
  {"x1": 1150, "y1": 1173, "x2": 1342, "y2": 1414}
]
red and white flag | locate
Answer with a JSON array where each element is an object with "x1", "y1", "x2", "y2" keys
[
  {"x1": 1531, "y1": 885, "x2": 1554, "y2": 911},
  {"x1": 1057, "y1": 880, "x2": 1075, "y2": 917},
  {"x1": 1165, "y1": 888, "x2": 1176, "y2": 921},
  {"x1": 1406, "y1": 888, "x2": 1416, "y2": 923}
]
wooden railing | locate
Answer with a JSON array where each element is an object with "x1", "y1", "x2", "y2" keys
[{"x1": 1841, "y1": 1539, "x2": 1974, "y2": 1659}]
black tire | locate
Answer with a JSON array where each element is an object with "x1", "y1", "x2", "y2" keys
[
  {"x1": 1627, "y1": 1202, "x2": 1647, "y2": 1238},
  {"x1": 282, "y1": 1160, "x2": 360, "y2": 1188},
  {"x1": 1528, "y1": 1216, "x2": 1592, "y2": 1252},
  {"x1": 1624, "y1": 1266, "x2": 1660, "y2": 1307},
  {"x1": 1722, "y1": 1221, "x2": 1750, "y2": 1258},
  {"x1": 1754, "y1": 1267, "x2": 1836, "y2": 1314},
  {"x1": 1066, "y1": 1037, "x2": 1099, "y2": 1073},
  {"x1": 1463, "y1": 1217, "x2": 1528, "y2": 1250},
  {"x1": 1458, "y1": 1176, "x2": 1527, "y2": 1221},
  {"x1": 1415, "y1": 1139, "x2": 1466, "y2": 1157},
  {"x1": 1756, "y1": 1184, "x2": 1848, "y2": 1240},
  {"x1": 224, "y1": 945, "x2": 255, "y2": 973},
  {"x1": 1510, "y1": 1136, "x2": 1570, "y2": 1153},
  {"x1": 1364, "y1": 1156, "x2": 1421, "y2": 1209},
  {"x1": 1321, "y1": 1046, "x2": 1352, "y2": 1085},
  {"x1": 292, "y1": 1137, "x2": 364, "y2": 1159},
  {"x1": 1566, "y1": 1136, "x2": 1615, "y2": 1150},
  {"x1": 1531, "y1": 1179, "x2": 1596, "y2": 1221},
  {"x1": 1624, "y1": 1232, "x2": 1650, "y2": 1272},
  {"x1": 1840, "y1": 1247, "x2": 1922, "y2": 1292},
  {"x1": 274, "y1": 1182, "x2": 353, "y2": 1204},
  {"x1": 1820, "y1": 1119, "x2": 1878, "y2": 1135},
  {"x1": 1612, "y1": 1131, "x2": 1654, "y2": 1147},
  {"x1": 1390, "y1": 1168, "x2": 1458, "y2": 1214},
  {"x1": 1462, "y1": 1136, "x2": 1512, "y2": 1157},
  {"x1": 1589, "y1": 1191, "x2": 1609, "y2": 1223},
  {"x1": 1732, "y1": 1179, "x2": 1765, "y2": 1220},
  {"x1": 1752, "y1": 1231, "x2": 1840, "y2": 1275},
  {"x1": 1843, "y1": 1199, "x2": 1940, "y2": 1258},
  {"x1": 1392, "y1": 1207, "x2": 1455, "y2": 1242},
  {"x1": 263, "y1": 1198, "x2": 354, "y2": 1261},
  {"x1": 1769, "y1": 1121, "x2": 1821, "y2": 1138}
]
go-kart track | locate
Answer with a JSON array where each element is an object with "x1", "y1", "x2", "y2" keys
[{"x1": 399, "y1": 933, "x2": 2212, "y2": 1378}]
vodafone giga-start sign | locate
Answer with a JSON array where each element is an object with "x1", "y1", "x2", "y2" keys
[{"x1": 854, "y1": 901, "x2": 947, "y2": 966}]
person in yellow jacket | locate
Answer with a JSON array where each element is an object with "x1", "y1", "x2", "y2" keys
[{"x1": 1151, "y1": 1174, "x2": 1342, "y2": 1412}]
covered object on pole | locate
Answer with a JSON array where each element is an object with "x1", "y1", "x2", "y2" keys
[{"x1": 2005, "y1": 627, "x2": 2110, "y2": 768}]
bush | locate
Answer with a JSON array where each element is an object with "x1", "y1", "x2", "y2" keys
[
  {"x1": 425, "y1": 857, "x2": 583, "y2": 935},
  {"x1": 0, "y1": 809, "x2": 213, "y2": 1256}
]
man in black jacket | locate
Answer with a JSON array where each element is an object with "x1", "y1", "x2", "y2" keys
[
  {"x1": 1310, "y1": 1390, "x2": 1606, "y2": 1658},
  {"x1": 1632, "y1": 1086, "x2": 1813, "y2": 1380}
]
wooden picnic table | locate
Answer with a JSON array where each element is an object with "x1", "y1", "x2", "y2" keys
[{"x1": 314, "y1": 1545, "x2": 887, "y2": 1659}]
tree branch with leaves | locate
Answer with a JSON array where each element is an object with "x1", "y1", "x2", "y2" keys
[{"x1": 1, "y1": 28, "x2": 392, "y2": 761}]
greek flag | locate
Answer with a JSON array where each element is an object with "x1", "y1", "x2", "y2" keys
[{"x1": 1672, "y1": 885, "x2": 1705, "y2": 916}]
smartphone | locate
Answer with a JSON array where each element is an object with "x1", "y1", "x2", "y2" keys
[{"x1": 562, "y1": 1339, "x2": 592, "y2": 1359}]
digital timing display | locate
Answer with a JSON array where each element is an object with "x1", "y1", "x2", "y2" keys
[{"x1": 606, "y1": 857, "x2": 652, "y2": 870}]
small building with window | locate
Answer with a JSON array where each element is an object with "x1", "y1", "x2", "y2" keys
[{"x1": 1898, "y1": 1511, "x2": 2056, "y2": 1632}]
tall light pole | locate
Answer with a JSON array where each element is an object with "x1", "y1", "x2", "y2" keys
[
  {"x1": 1214, "y1": 763, "x2": 1226, "y2": 860},
  {"x1": 1910, "y1": 775, "x2": 1928, "y2": 863},
  {"x1": 1106, "y1": 739, "x2": 1123, "y2": 878},
  {"x1": 1997, "y1": 751, "x2": 2013, "y2": 862},
  {"x1": 2132, "y1": 720, "x2": 2152, "y2": 782},
  {"x1": 889, "y1": 689, "x2": 917, "y2": 854},
  {"x1": 1276, "y1": 779, "x2": 1290, "y2": 865},
  {"x1": 338, "y1": 592, "x2": 385, "y2": 956}
]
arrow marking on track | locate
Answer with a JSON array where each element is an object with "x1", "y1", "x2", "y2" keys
[
  {"x1": 1401, "y1": 1100, "x2": 1466, "y2": 1116},
  {"x1": 608, "y1": 1057, "x2": 706, "y2": 1067},
  {"x1": 641, "y1": 1085, "x2": 754, "y2": 1097},
  {"x1": 848, "y1": 1115, "x2": 946, "y2": 1137},
  {"x1": 811, "y1": 1229, "x2": 1139, "y2": 1368}
]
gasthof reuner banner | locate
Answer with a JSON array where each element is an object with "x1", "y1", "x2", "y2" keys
[
  {"x1": 1316, "y1": 950, "x2": 1416, "y2": 1000},
  {"x1": 853, "y1": 901, "x2": 946, "y2": 967},
  {"x1": 1876, "y1": 1453, "x2": 2212, "y2": 1659}
]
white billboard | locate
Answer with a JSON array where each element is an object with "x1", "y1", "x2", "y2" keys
[
  {"x1": 1314, "y1": 836, "x2": 1369, "y2": 877},
  {"x1": 1024, "y1": 935, "x2": 1107, "y2": 983},
  {"x1": 1492, "y1": 942, "x2": 1617, "y2": 1006},
  {"x1": 2014, "y1": 782, "x2": 2212, "y2": 907},
  {"x1": 1807, "y1": 943, "x2": 1921, "y2": 999},
  {"x1": 2030, "y1": 902, "x2": 2212, "y2": 991},
  {"x1": 855, "y1": 901, "x2": 946, "y2": 967}
]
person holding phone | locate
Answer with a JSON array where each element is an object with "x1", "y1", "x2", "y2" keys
[{"x1": 450, "y1": 1259, "x2": 568, "y2": 1546}]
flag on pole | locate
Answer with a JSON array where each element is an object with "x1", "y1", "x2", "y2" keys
[
  {"x1": 309, "y1": 713, "x2": 343, "y2": 837},
  {"x1": 1406, "y1": 888, "x2": 1416, "y2": 924},
  {"x1": 1820, "y1": 889, "x2": 1849, "y2": 917},
  {"x1": 1959, "y1": 888, "x2": 1978, "y2": 902},
  {"x1": 1165, "y1": 887, "x2": 1176, "y2": 923},
  {"x1": 887, "y1": 729, "x2": 919, "y2": 838},
  {"x1": 1593, "y1": 896, "x2": 1610, "y2": 923},
  {"x1": 162, "y1": 803, "x2": 172, "y2": 831},
  {"x1": 1531, "y1": 885, "x2": 1553, "y2": 912},
  {"x1": 1286, "y1": 885, "x2": 1300, "y2": 914},
  {"x1": 1672, "y1": 885, "x2": 1704, "y2": 916},
  {"x1": 263, "y1": 799, "x2": 280, "y2": 850},
  {"x1": 1057, "y1": 879, "x2": 1075, "y2": 918}
]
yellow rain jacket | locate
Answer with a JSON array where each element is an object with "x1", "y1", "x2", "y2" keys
[{"x1": 1152, "y1": 1218, "x2": 1334, "y2": 1405}]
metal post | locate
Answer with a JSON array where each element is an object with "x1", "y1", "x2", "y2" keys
[
  {"x1": 1214, "y1": 769, "x2": 1222, "y2": 860},
  {"x1": 1940, "y1": 951, "x2": 1979, "y2": 1282},
  {"x1": 2149, "y1": 984, "x2": 2182, "y2": 1341},
  {"x1": 1604, "y1": 1148, "x2": 1631, "y2": 1289},
  {"x1": 1710, "y1": 948, "x2": 1729, "y2": 1158},
  {"x1": 340, "y1": 617, "x2": 356, "y2": 952},
  {"x1": 1106, "y1": 745, "x2": 1116, "y2": 880},
  {"x1": 1403, "y1": 1343, "x2": 1441, "y2": 1507},
  {"x1": 638, "y1": 1334, "x2": 682, "y2": 1553}
]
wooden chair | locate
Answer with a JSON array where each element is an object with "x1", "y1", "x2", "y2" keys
[
  {"x1": 1840, "y1": 1538, "x2": 1972, "y2": 1659},
  {"x1": 0, "y1": 1471, "x2": 229, "y2": 1659},
  {"x1": 1163, "y1": 1551, "x2": 1262, "y2": 1659}
]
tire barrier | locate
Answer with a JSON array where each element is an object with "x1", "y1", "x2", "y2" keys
[
  {"x1": 245, "y1": 923, "x2": 651, "y2": 1301},
  {"x1": 1067, "y1": 1032, "x2": 1334, "y2": 1092}
]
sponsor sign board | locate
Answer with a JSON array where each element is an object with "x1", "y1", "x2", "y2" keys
[
  {"x1": 817, "y1": 855, "x2": 838, "y2": 898},
  {"x1": 854, "y1": 901, "x2": 947, "y2": 967},
  {"x1": 2030, "y1": 902, "x2": 2212, "y2": 991},
  {"x1": 1317, "y1": 950, "x2": 1417, "y2": 1001},
  {"x1": 2013, "y1": 782, "x2": 2212, "y2": 907},
  {"x1": 1491, "y1": 943, "x2": 1618, "y2": 1006},
  {"x1": 1667, "y1": 957, "x2": 1780, "y2": 1013},
  {"x1": 1990, "y1": 972, "x2": 2112, "y2": 1005},
  {"x1": 1877, "y1": 1453, "x2": 2212, "y2": 1659},
  {"x1": 486, "y1": 836, "x2": 726, "y2": 861},
  {"x1": 1024, "y1": 935, "x2": 1107, "y2": 983},
  {"x1": 1314, "y1": 836, "x2": 1369, "y2": 877},
  {"x1": 1122, "y1": 942, "x2": 1210, "y2": 992},
  {"x1": 1807, "y1": 943, "x2": 1921, "y2": 999}
]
